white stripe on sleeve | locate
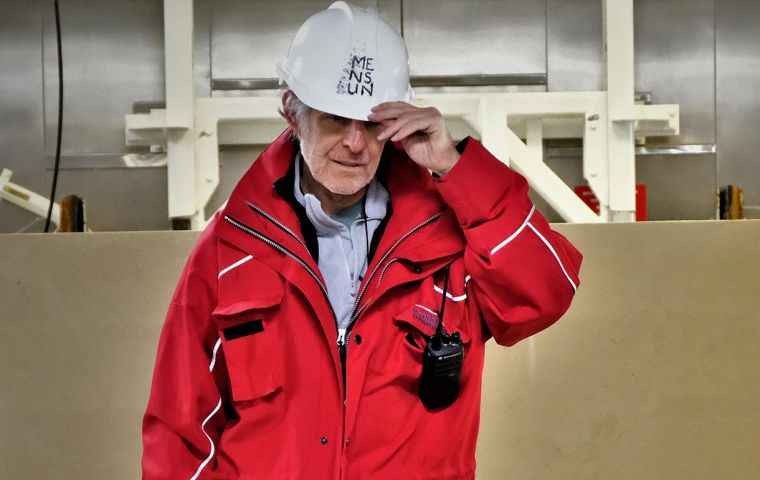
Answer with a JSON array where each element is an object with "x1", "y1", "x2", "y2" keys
[
  {"x1": 527, "y1": 222, "x2": 578, "y2": 293},
  {"x1": 490, "y1": 206, "x2": 536, "y2": 256}
]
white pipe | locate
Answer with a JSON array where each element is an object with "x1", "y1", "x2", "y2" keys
[{"x1": 0, "y1": 169, "x2": 60, "y2": 227}]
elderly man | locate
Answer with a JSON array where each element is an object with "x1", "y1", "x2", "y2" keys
[{"x1": 142, "y1": 2, "x2": 582, "y2": 479}]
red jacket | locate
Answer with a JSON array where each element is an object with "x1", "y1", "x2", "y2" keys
[{"x1": 142, "y1": 131, "x2": 582, "y2": 479}]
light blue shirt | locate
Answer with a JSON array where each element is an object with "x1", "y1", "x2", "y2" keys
[{"x1": 293, "y1": 154, "x2": 389, "y2": 333}]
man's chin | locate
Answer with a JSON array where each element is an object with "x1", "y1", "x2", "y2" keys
[
  {"x1": 324, "y1": 183, "x2": 367, "y2": 196},
  {"x1": 319, "y1": 176, "x2": 370, "y2": 196}
]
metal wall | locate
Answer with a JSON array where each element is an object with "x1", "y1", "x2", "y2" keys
[
  {"x1": 716, "y1": 0, "x2": 760, "y2": 216},
  {"x1": 1, "y1": 0, "x2": 170, "y2": 232},
  {"x1": 538, "y1": 0, "x2": 719, "y2": 222},
  {"x1": 211, "y1": 0, "x2": 394, "y2": 81},
  {"x1": 403, "y1": 0, "x2": 546, "y2": 76},
  {"x1": 0, "y1": 0, "x2": 46, "y2": 233},
  {"x1": 546, "y1": 0, "x2": 603, "y2": 92},
  {"x1": 2, "y1": 0, "x2": 760, "y2": 232},
  {"x1": 634, "y1": 0, "x2": 717, "y2": 221}
]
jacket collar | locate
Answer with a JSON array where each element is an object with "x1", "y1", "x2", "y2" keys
[{"x1": 215, "y1": 129, "x2": 463, "y2": 264}]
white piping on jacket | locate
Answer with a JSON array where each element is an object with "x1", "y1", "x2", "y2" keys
[
  {"x1": 209, "y1": 338, "x2": 222, "y2": 372},
  {"x1": 489, "y1": 205, "x2": 577, "y2": 293},
  {"x1": 217, "y1": 255, "x2": 253, "y2": 279},
  {"x1": 490, "y1": 206, "x2": 536, "y2": 256},
  {"x1": 189, "y1": 397, "x2": 223, "y2": 480},
  {"x1": 433, "y1": 284, "x2": 467, "y2": 302},
  {"x1": 527, "y1": 223, "x2": 578, "y2": 293},
  {"x1": 189, "y1": 338, "x2": 224, "y2": 480}
]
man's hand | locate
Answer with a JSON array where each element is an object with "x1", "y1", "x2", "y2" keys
[{"x1": 368, "y1": 102, "x2": 460, "y2": 176}]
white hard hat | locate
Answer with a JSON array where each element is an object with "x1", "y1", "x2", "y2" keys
[{"x1": 276, "y1": 1, "x2": 414, "y2": 121}]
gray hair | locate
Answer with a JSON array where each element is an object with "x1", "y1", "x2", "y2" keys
[{"x1": 279, "y1": 88, "x2": 312, "y2": 137}]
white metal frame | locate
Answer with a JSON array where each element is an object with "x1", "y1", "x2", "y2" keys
[{"x1": 125, "y1": 0, "x2": 679, "y2": 228}]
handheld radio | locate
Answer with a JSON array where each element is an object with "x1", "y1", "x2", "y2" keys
[{"x1": 419, "y1": 266, "x2": 464, "y2": 410}]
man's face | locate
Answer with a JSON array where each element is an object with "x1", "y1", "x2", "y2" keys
[{"x1": 297, "y1": 110, "x2": 385, "y2": 196}]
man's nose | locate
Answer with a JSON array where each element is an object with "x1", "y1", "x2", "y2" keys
[{"x1": 342, "y1": 120, "x2": 367, "y2": 153}]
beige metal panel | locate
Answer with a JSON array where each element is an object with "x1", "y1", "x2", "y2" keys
[
  {"x1": 716, "y1": 0, "x2": 760, "y2": 213},
  {"x1": 634, "y1": 0, "x2": 716, "y2": 145},
  {"x1": 402, "y1": 0, "x2": 546, "y2": 77},
  {"x1": 547, "y1": 0, "x2": 603, "y2": 92},
  {"x1": 0, "y1": 231, "x2": 198, "y2": 479},
  {"x1": 478, "y1": 220, "x2": 760, "y2": 479},
  {"x1": 41, "y1": 0, "x2": 165, "y2": 156},
  {"x1": 2, "y1": 221, "x2": 760, "y2": 478},
  {"x1": 0, "y1": 0, "x2": 46, "y2": 233},
  {"x1": 210, "y1": 0, "x2": 389, "y2": 81}
]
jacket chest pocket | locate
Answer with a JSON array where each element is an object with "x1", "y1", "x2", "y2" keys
[
  {"x1": 386, "y1": 296, "x2": 471, "y2": 395},
  {"x1": 213, "y1": 261, "x2": 285, "y2": 403},
  {"x1": 392, "y1": 269, "x2": 472, "y2": 360},
  {"x1": 393, "y1": 302, "x2": 471, "y2": 352},
  {"x1": 393, "y1": 275, "x2": 472, "y2": 380}
]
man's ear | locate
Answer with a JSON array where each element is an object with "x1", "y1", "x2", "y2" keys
[
  {"x1": 281, "y1": 91, "x2": 301, "y2": 135},
  {"x1": 284, "y1": 110, "x2": 299, "y2": 134}
]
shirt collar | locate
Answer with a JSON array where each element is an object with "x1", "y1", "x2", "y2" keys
[{"x1": 293, "y1": 151, "x2": 389, "y2": 226}]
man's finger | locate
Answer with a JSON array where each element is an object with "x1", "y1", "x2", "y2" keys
[
  {"x1": 367, "y1": 107, "x2": 407, "y2": 122},
  {"x1": 390, "y1": 118, "x2": 434, "y2": 142},
  {"x1": 368, "y1": 103, "x2": 424, "y2": 122},
  {"x1": 377, "y1": 112, "x2": 431, "y2": 141},
  {"x1": 377, "y1": 115, "x2": 415, "y2": 141}
]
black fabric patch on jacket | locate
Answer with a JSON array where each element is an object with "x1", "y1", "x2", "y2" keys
[{"x1": 223, "y1": 320, "x2": 264, "y2": 340}]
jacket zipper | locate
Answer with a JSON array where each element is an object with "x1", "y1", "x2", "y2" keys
[
  {"x1": 226, "y1": 208, "x2": 443, "y2": 463},
  {"x1": 339, "y1": 211, "x2": 444, "y2": 347},
  {"x1": 223, "y1": 214, "x2": 331, "y2": 304},
  {"x1": 245, "y1": 200, "x2": 354, "y2": 392},
  {"x1": 344, "y1": 255, "x2": 402, "y2": 323},
  {"x1": 241, "y1": 201, "x2": 443, "y2": 359},
  {"x1": 246, "y1": 201, "x2": 309, "y2": 252}
]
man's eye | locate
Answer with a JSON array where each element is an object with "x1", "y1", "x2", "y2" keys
[
  {"x1": 366, "y1": 121, "x2": 381, "y2": 129},
  {"x1": 328, "y1": 114, "x2": 348, "y2": 123}
]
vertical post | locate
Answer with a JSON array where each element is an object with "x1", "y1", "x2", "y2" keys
[
  {"x1": 479, "y1": 99, "x2": 510, "y2": 167},
  {"x1": 194, "y1": 99, "x2": 220, "y2": 229},
  {"x1": 164, "y1": 0, "x2": 194, "y2": 128},
  {"x1": 583, "y1": 95, "x2": 610, "y2": 222},
  {"x1": 526, "y1": 119, "x2": 544, "y2": 163},
  {"x1": 164, "y1": 0, "x2": 196, "y2": 223},
  {"x1": 604, "y1": 0, "x2": 636, "y2": 222}
]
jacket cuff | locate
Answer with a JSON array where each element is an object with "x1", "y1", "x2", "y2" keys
[{"x1": 434, "y1": 137, "x2": 532, "y2": 229}]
